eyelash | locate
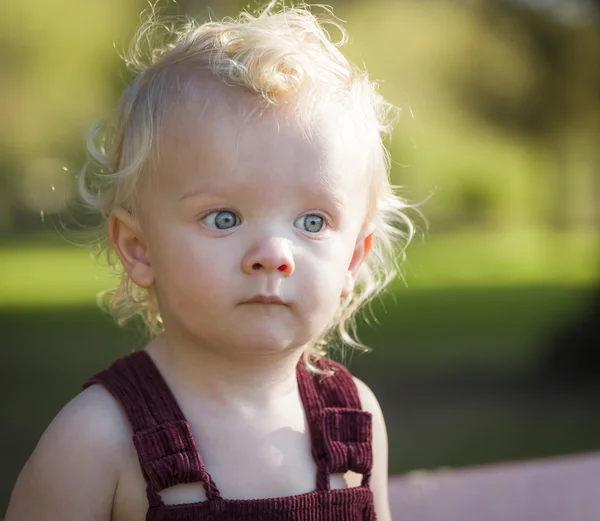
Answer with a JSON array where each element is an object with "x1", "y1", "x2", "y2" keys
[
  {"x1": 294, "y1": 212, "x2": 330, "y2": 234},
  {"x1": 199, "y1": 209, "x2": 332, "y2": 234},
  {"x1": 200, "y1": 208, "x2": 241, "y2": 230}
]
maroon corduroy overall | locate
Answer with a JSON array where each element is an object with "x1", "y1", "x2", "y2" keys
[{"x1": 84, "y1": 350, "x2": 376, "y2": 520}]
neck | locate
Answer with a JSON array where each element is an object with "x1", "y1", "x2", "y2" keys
[{"x1": 147, "y1": 332, "x2": 306, "y2": 407}]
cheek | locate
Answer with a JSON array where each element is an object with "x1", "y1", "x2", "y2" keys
[
  {"x1": 150, "y1": 231, "x2": 234, "y2": 305},
  {"x1": 299, "y1": 241, "x2": 352, "y2": 306},
  {"x1": 302, "y1": 269, "x2": 348, "y2": 337}
]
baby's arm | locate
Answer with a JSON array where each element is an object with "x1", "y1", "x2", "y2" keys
[
  {"x1": 5, "y1": 385, "x2": 128, "y2": 521},
  {"x1": 354, "y1": 377, "x2": 392, "y2": 521}
]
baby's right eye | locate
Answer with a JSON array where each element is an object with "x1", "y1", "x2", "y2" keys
[{"x1": 202, "y1": 210, "x2": 241, "y2": 230}]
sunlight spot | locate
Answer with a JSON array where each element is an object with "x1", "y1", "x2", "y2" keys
[
  {"x1": 158, "y1": 482, "x2": 208, "y2": 505},
  {"x1": 330, "y1": 471, "x2": 362, "y2": 489}
]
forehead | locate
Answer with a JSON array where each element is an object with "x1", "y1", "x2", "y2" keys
[{"x1": 156, "y1": 92, "x2": 370, "y2": 202}]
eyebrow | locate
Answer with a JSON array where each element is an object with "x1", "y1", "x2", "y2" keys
[
  {"x1": 178, "y1": 182, "x2": 347, "y2": 208},
  {"x1": 310, "y1": 187, "x2": 346, "y2": 209},
  {"x1": 303, "y1": 181, "x2": 347, "y2": 209},
  {"x1": 179, "y1": 188, "x2": 210, "y2": 201}
]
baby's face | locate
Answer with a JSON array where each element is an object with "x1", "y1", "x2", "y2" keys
[{"x1": 137, "y1": 95, "x2": 371, "y2": 355}]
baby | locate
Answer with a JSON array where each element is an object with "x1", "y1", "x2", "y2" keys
[{"x1": 6, "y1": 3, "x2": 414, "y2": 520}]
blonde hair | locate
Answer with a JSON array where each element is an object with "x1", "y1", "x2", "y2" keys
[{"x1": 80, "y1": 1, "x2": 416, "y2": 362}]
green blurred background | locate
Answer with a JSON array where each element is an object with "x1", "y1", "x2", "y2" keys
[{"x1": 1, "y1": 0, "x2": 599, "y2": 512}]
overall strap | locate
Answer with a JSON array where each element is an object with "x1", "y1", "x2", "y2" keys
[
  {"x1": 83, "y1": 351, "x2": 222, "y2": 505},
  {"x1": 297, "y1": 358, "x2": 374, "y2": 491}
]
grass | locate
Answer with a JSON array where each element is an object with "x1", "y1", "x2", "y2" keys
[
  {"x1": 0, "y1": 244, "x2": 113, "y2": 306},
  {"x1": 0, "y1": 229, "x2": 598, "y2": 307},
  {"x1": 355, "y1": 285, "x2": 595, "y2": 371}
]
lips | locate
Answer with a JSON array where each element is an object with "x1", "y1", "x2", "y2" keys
[{"x1": 245, "y1": 294, "x2": 285, "y2": 304}]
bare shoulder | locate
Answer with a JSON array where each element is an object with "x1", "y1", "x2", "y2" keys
[
  {"x1": 351, "y1": 377, "x2": 387, "y2": 458},
  {"x1": 31, "y1": 384, "x2": 132, "y2": 462},
  {"x1": 352, "y1": 377, "x2": 383, "y2": 415},
  {"x1": 353, "y1": 376, "x2": 392, "y2": 521},
  {"x1": 5, "y1": 384, "x2": 132, "y2": 521},
  {"x1": 352, "y1": 377, "x2": 387, "y2": 445}
]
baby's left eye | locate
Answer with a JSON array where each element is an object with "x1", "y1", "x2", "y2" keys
[{"x1": 294, "y1": 214, "x2": 325, "y2": 233}]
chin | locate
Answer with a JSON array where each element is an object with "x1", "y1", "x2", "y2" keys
[
  {"x1": 235, "y1": 333, "x2": 300, "y2": 355},
  {"x1": 229, "y1": 324, "x2": 310, "y2": 356}
]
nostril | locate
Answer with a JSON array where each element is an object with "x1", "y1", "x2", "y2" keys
[
  {"x1": 278, "y1": 264, "x2": 288, "y2": 272},
  {"x1": 252, "y1": 263, "x2": 262, "y2": 270}
]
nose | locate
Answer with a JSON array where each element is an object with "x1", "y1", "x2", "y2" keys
[{"x1": 242, "y1": 236, "x2": 295, "y2": 277}]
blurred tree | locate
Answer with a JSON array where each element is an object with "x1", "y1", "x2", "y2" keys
[
  {"x1": 0, "y1": 0, "x2": 143, "y2": 231},
  {"x1": 492, "y1": 0, "x2": 600, "y2": 382},
  {"x1": 1, "y1": 0, "x2": 598, "y2": 233},
  {"x1": 468, "y1": 1, "x2": 600, "y2": 228}
]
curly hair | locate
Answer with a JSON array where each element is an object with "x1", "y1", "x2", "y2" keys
[{"x1": 79, "y1": 1, "x2": 416, "y2": 363}]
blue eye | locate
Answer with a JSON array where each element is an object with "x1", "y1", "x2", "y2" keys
[
  {"x1": 202, "y1": 210, "x2": 240, "y2": 230},
  {"x1": 294, "y1": 214, "x2": 325, "y2": 233}
]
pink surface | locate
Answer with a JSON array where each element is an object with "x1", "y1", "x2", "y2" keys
[{"x1": 389, "y1": 452, "x2": 600, "y2": 521}]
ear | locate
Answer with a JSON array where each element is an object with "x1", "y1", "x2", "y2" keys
[
  {"x1": 108, "y1": 208, "x2": 155, "y2": 288},
  {"x1": 341, "y1": 229, "x2": 374, "y2": 299}
]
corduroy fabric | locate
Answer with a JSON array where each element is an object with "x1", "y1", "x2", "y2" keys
[{"x1": 84, "y1": 350, "x2": 376, "y2": 520}]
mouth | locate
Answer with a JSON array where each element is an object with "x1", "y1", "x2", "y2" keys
[{"x1": 245, "y1": 294, "x2": 286, "y2": 305}]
